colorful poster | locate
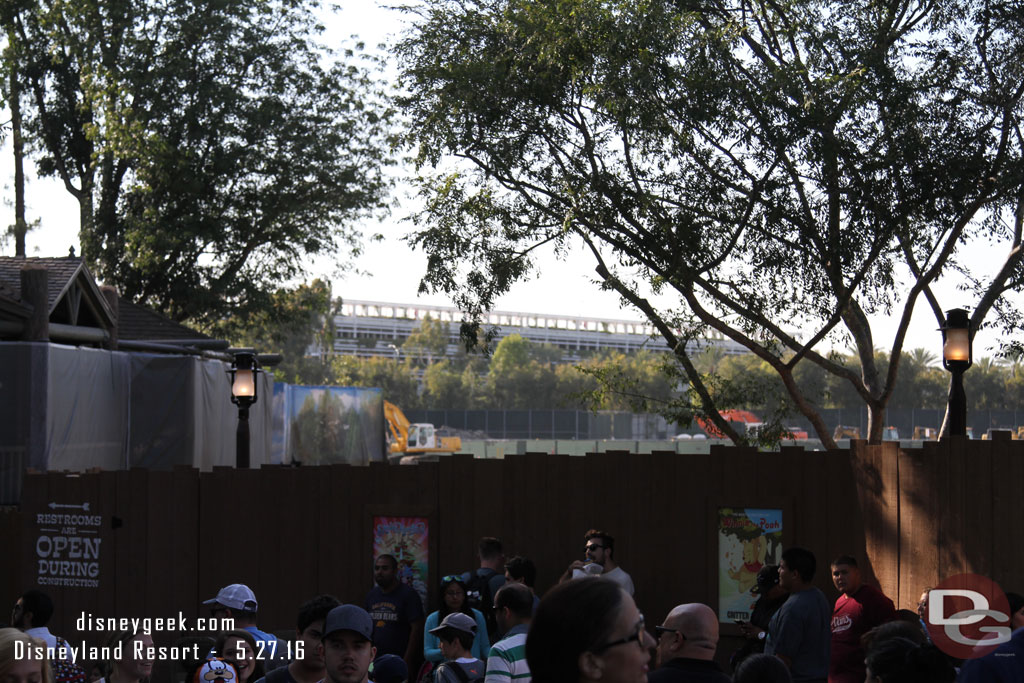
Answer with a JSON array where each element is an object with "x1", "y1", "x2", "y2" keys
[
  {"x1": 373, "y1": 516, "x2": 429, "y2": 611},
  {"x1": 718, "y1": 507, "x2": 783, "y2": 623}
]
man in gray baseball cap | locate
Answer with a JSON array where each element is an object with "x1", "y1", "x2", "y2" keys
[
  {"x1": 322, "y1": 605, "x2": 377, "y2": 683},
  {"x1": 429, "y1": 613, "x2": 484, "y2": 683}
]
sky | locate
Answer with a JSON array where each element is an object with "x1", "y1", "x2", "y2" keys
[{"x1": 0, "y1": 1, "x2": 1016, "y2": 362}]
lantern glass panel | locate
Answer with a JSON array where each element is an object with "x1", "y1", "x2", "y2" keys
[
  {"x1": 232, "y1": 369, "x2": 255, "y2": 397},
  {"x1": 943, "y1": 328, "x2": 970, "y2": 362}
]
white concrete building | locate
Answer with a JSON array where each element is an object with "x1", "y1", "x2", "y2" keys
[{"x1": 331, "y1": 299, "x2": 748, "y2": 361}]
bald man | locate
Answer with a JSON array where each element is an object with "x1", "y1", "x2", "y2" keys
[{"x1": 649, "y1": 604, "x2": 730, "y2": 683}]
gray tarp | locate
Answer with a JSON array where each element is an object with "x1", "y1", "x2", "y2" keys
[{"x1": 0, "y1": 342, "x2": 272, "y2": 502}]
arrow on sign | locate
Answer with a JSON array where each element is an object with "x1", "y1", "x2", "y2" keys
[{"x1": 48, "y1": 502, "x2": 90, "y2": 511}]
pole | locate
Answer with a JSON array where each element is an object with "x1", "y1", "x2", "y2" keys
[
  {"x1": 237, "y1": 405, "x2": 250, "y2": 468},
  {"x1": 948, "y1": 366, "x2": 967, "y2": 437}
]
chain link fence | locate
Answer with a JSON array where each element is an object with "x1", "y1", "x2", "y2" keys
[{"x1": 406, "y1": 407, "x2": 1024, "y2": 440}]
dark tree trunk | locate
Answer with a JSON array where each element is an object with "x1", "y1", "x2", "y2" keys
[{"x1": 8, "y1": 29, "x2": 27, "y2": 256}]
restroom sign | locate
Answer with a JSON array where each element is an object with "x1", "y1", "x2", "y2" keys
[{"x1": 34, "y1": 502, "x2": 103, "y2": 588}]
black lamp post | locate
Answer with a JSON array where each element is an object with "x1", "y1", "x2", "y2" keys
[
  {"x1": 941, "y1": 308, "x2": 972, "y2": 438},
  {"x1": 229, "y1": 350, "x2": 260, "y2": 468}
]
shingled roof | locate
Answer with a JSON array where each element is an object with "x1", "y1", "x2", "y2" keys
[
  {"x1": 0, "y1": 255, "x2": 114, "y2": 328},
  {"x1": 0, "y1": 256, "x2": 95, "y2": 313},
  {"x1": 0, "y1": 277, "x2": 31, "y2": 319},
  {"x1": 117, "y1": 298, "x2": 211, "y2": 341},
  {"x1": 0, "y1": 256, "x2": 209, "y2": 344}
]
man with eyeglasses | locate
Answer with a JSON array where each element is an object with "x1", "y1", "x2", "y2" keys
[
  {"x1": 558, "y1": 529, "x2": 635, "y2": 596},
  {"x1": 485, "y1": 583, "x2": 534, "y2": 683},
  {"x1": 648, "y1": 604, "x2": 730, "y2": 683}
]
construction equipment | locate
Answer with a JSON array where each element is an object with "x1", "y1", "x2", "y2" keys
[
  {"x1": 784, "y1": 426, "x2": 810, "y2": 440},
  {"x1": 383, "y1": 400, "x2": 462, "y2": 463},
  {"x1": 913, "y1": 426, "x2": 938, "y2": 440},
  {"x1": 833, "y1": 425, "x2": 861, "y2": 440},
  {"x1": 696, "y1": 410, "x2": 809, "y2": 440},
  {"x1": 696, "y1": 409, "x2": 762, "y2": 439}
]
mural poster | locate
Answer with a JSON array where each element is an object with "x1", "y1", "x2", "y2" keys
[
  {"x1": 372, "y1": 516, "x2": 429, "y2": 610},
  {"x1": 718, "y1": 507, "x2": 783, "y2": 622}
]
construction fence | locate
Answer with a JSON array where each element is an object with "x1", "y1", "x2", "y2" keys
[
  {"x1": 3, "y1": 439, "x2": 1021, "y2": 676},
  {"x1": 408, "y1": 407, "x2": 1024, "y2": 440}
]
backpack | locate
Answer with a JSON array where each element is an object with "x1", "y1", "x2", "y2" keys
[
  {"x1": 436, "y1": 661, "x2": 483, "y2": 683},
  {"x1": 463, "y1": 568, "x2": 498, "y2": 639},
  {"x1": 52, "y1": 637, "x2": 87, "y2": 683}
]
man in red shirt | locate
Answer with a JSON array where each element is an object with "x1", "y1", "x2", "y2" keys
[{"x1": 828, "y1": 555, "x2": 895, "y2": 683}]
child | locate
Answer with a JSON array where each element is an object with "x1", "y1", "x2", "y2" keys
[{"x1": 428, "y1": 614, "x2": 484, "y2": 683}]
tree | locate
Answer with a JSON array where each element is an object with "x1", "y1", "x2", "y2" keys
[
  {"x1": 0, "y1": 0, "x2": 33, "y2": 256},
  {"x1": 216, "y1": 279, "x2": 339, "y2": 385},
  {"x1": 403, "y1": 314, "x2": 451, "y2": 365},
  {"x1": 333, "y1": 355, "x2": 421, "y2": 408},
  {"x1": 397, "y1": 0, "x2": 1024, "y2": 446},
  {"x1": 422, "y1": 359, "x2": 467, "y2": 408},
  {"x1": 969, "y1": 357, "x2": 1008, "y2": 410},
  {"x1": 11, "y1": 0, "x2": 392, "y2": 323},
  {"x1": 888, "y1": 348, "x2": 946, "y2": 410},
  {"x1": 485, "y1": 334, "x2": 557, "y2": 408}
]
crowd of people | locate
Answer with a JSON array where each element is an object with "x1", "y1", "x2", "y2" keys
[{"x1": 3, "y1": 532, "x2": 1023, "y2": 683}]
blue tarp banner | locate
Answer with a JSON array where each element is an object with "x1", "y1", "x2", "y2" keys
[{"x1": 271, "y1": 384, "x2": 384, "y2": 465}]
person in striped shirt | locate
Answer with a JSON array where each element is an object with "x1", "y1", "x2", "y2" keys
[{"x1": 485, "y1": 584, "x2": 533, "y2": 683}]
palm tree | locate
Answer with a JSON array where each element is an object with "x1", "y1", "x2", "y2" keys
[{"x1": 908, "y1": 348, "x2": 939, "y2": 369}]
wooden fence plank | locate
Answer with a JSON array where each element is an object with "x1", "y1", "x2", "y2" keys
[
  {"x1": 851, "y1": 442, "x2": 900, "y2": 604},
  {"x1": 990, "y1": 438, "x2": 1022, "y2": 588},
  {"x1": 898, "y1": 447, "x2": 940, "y2": 612},
  {"x1": 962, "y1": 438, "x2": 992, "y2": 579}
]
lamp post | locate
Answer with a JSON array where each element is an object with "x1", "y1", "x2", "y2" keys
[
  {"x1": 229, "y1": 350, "x2": 260, "y2": 468},
  {"x1": 941, "y1": 308, "x2": 972, "y2": 438}
]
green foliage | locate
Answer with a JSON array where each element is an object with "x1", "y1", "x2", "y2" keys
[
  {"x1": 213, "y1": 279, "x2": 338, "y2": 385},
  {"x1": 403, "y1": 314, "x2": 451, "y2": 364},
  {"x1": 395, "y1": 0, "x2": 1024, "y2": 444},
  {"x1": 332, "y1": 355, "x2": 421, "y2": 408},
  {"x1": 10, "y1": 0, "x2": 393, "y2": 324},
  {"x1": 422, "y1": 360, "x2": 467, "y2": 408},
  {"x1": 485, "y1": 334, "x2": 558, "y2": 408},
  {"x1": 216, "y1": 305, "x2": 1024, "y2": 421}
]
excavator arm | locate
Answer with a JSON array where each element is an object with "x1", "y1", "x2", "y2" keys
[{"x1": 383, "y1": 400, "x2": 410, "y2": 454}]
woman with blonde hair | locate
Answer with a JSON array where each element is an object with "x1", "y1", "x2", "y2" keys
[{"x1": 0, "y1": 627, "x2": 54, "y2": 683}]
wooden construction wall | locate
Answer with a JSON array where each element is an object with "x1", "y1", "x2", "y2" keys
[{"x1": 8, "y1": 440, "x2": 1023, "y2": 671}]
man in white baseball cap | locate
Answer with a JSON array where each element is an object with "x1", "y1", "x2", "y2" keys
[{"x1": 205, "y1": 583, "x2": 286, "y2": 670}]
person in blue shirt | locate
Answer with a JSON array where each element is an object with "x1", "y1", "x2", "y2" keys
[{"x1": 425, "y1": 576, "x2": 490, "y2": 664}]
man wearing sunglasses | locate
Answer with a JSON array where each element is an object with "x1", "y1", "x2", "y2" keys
[
  {"x1": 648, "y1": 604, "x2": 730, "y2": 683},
  {"x1": 559, "y1": 529, "x2": 635, "y2": 596}
]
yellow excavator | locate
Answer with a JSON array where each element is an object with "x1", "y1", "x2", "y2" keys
[{"x1": 383, "y1": 400, "x2": 462, "y2": 463}]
